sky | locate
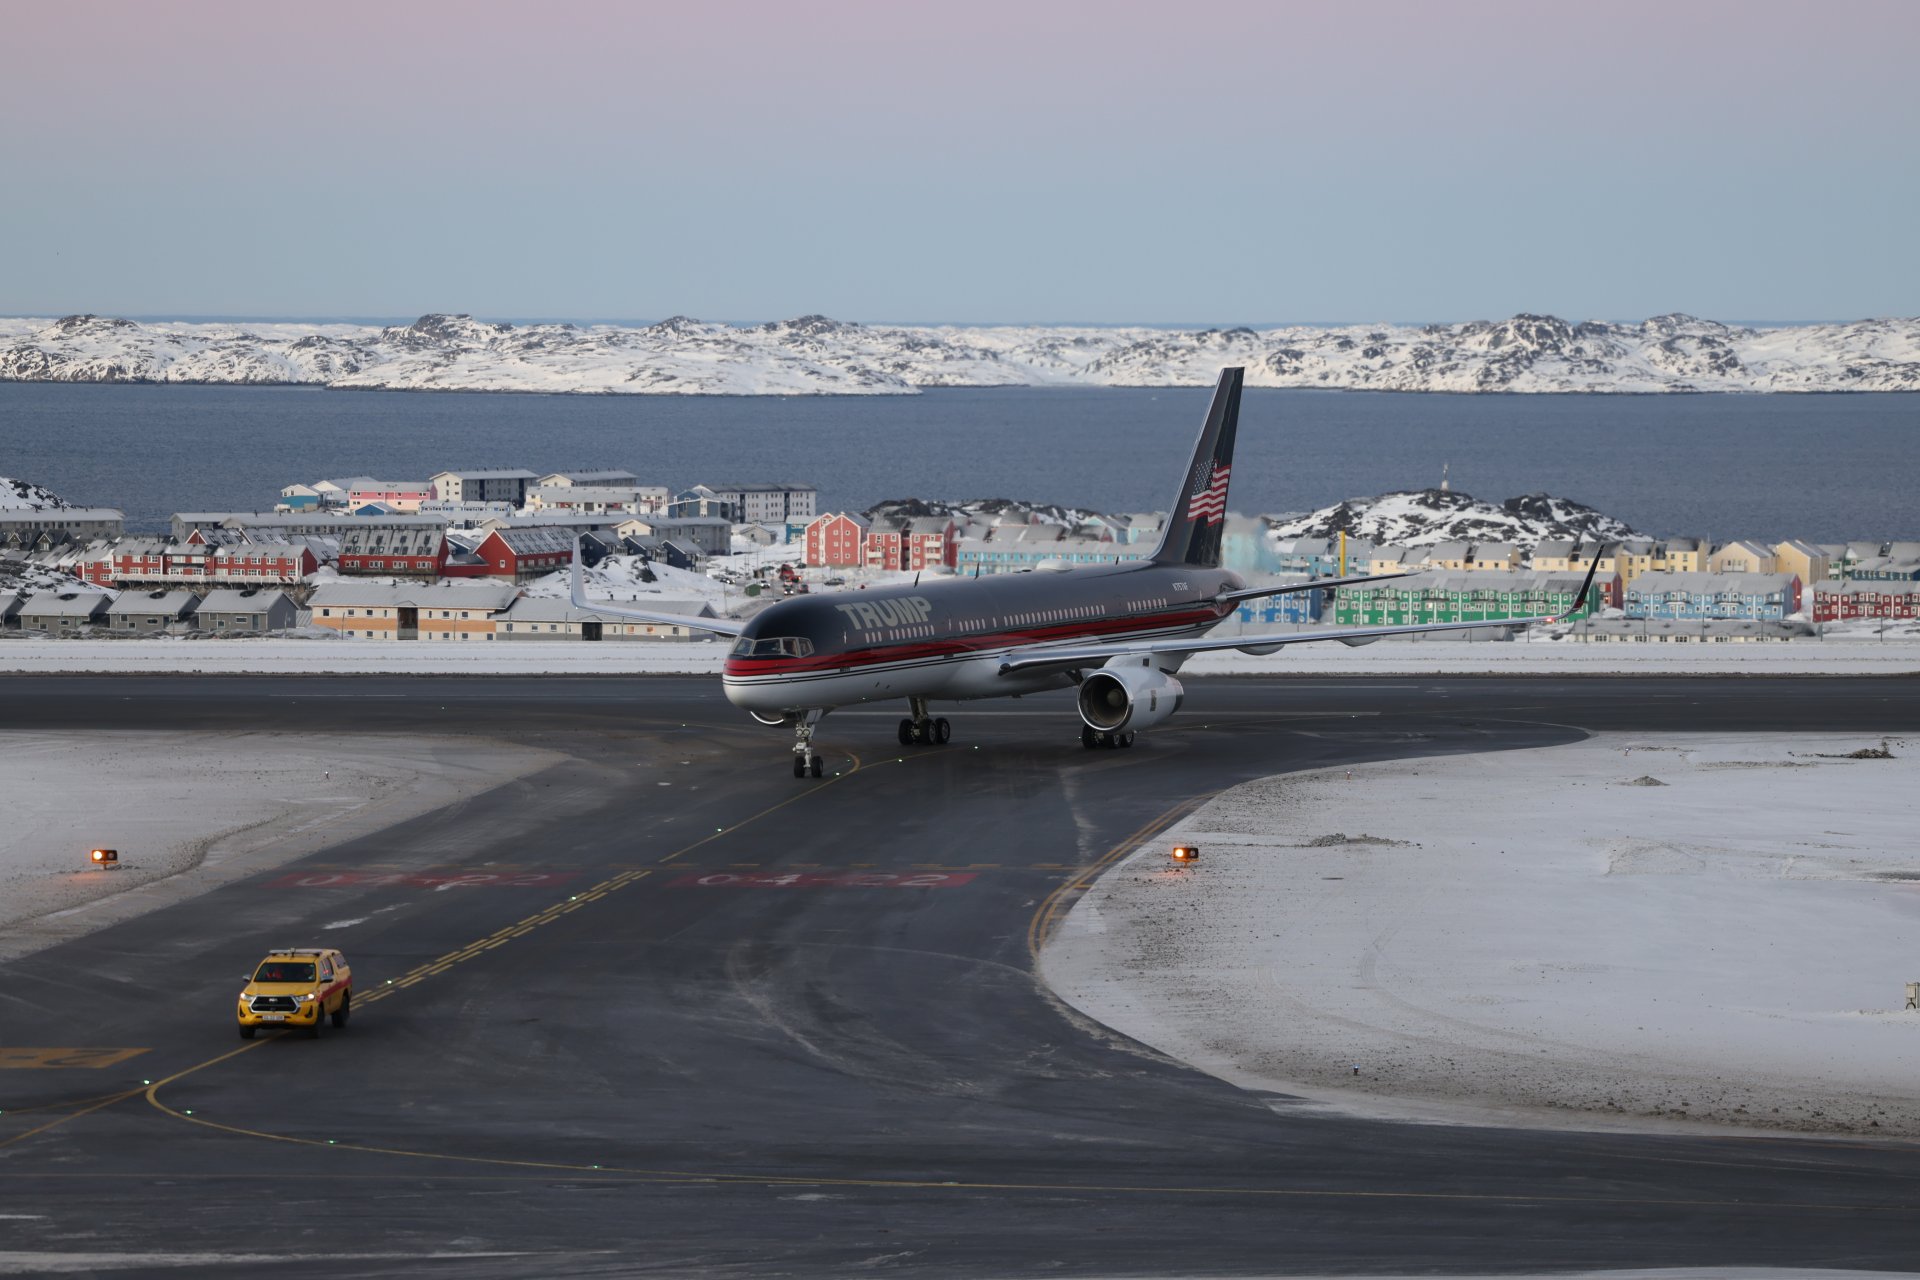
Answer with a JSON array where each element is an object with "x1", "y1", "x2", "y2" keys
[{"x1": 1, "y1": 0, "x2": 1914, "y2": 325}]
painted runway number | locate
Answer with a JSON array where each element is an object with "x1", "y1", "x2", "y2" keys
[
  {"x1": 0, "y1": 1048, "x2": 150, "y2": 1070},
  {"x1": 671, "y1": 872, "x2": 976, "y2": 889},
  {"x1": 268, "y1": 871, "x2": 580, "y2": 889}
]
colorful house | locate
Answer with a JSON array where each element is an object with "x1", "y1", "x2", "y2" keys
[{"x1": 1623, "y1": 571, "x2": 1800, "y2": 621}]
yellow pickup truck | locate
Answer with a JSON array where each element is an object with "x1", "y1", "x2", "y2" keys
[{"x1": 236, "y1": 948, "x2": 353, "y2": 1039}]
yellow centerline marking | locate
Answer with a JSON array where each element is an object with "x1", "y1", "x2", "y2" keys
[
  {"x1": 1026, "y1": 793, "x2": 1212, "y2": 961},
  {"x1": 8, "y1": 746, "x2": 875, "y2": 1152}
]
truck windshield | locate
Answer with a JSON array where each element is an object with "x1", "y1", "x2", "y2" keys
[
  {"x1": 730, "y1": 636, "x2": 814, "y2": 659},
  {"x1": 254, "y1": 962, "x2": 316, "y2": 983}
]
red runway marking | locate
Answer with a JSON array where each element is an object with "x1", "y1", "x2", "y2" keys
[
  {"x1": 669, "y1": 872, "x2": 977, "y2": 889},
  {"x1": 267, "y1": 871, "x2": 581, "y2": 889}
]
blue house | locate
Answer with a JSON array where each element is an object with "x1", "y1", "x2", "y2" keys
[
  {"x1": 1235, "y1": 586, "x2": 1323, "y2": 625},
  {"x1": 1623, "y1": 571, "x2": 1801, "y2": 621}
]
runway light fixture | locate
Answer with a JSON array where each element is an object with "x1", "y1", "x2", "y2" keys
[
  {"x1": 1170, "y1": 844, "x2": 1199, "y2": 865},
  {"x1": 90, "y1": 848, "x2": 119, "y2": 866}
]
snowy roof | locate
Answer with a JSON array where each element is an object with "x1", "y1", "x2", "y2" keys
[
  {"x1": 110, "y1": 589, "x2": 198, "y2": 615},
  {"x1": 1774, "y1": 539, "x2": 1827, "y2": 557},
  {"x1": 19, "y1": 591, "x2": 114, "y2": 617},
  {"x1": 1813, "y1": 579, "x2": 1920, "y2": 596},
  {"x1": 528, "y1": 485, "x2": 649, "y2": 502},
  {"x1": 1626, "y1": 571, "x2": 1799, "y2": 594},
  {"x1": 309, "y1": 581, "x2": 519, "y2": 609},
  {"x1": 431, "y1": 469, "x2": 538, "y2": 481},
  {"x1": 490, "y1": 527, "x2": 576, "y2": 555},
  {"x1": 702, "y1": 482, "x2": 815, "y2": 493},
  {"x1": 0, "y1": 508, "x2": 124, "y2": 523},
  {"x1": 539, "y1": 470, "x2": 641, "y2": 486},
  {"x1": 500, "y1": 596, "x2": 714, "y2": 622},
  {"x1": 196, "y1": 588, "x2": 292, "y2": 613}
]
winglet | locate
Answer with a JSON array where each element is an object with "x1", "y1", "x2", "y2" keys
[
  {"x1": 1559, "y1": 544, "x2": 1605, "y2": 620},
  {"x1": 569, "y1": 535, "x2": 590, "y2": 611}
]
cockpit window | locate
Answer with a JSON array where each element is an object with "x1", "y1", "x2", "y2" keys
[{"x1": 730, "y1": 636, "x2": 814, "y2": 659}]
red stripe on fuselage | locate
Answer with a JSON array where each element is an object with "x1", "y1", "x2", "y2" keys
[{"x1": 722, "y1": 604, "x2": 1228, "y2": 679}]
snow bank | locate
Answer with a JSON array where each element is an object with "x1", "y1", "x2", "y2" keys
[
  {"x1": 0, "y1": 635, "x2": 1915, "y2": 675},
  {"x1": 1042, "y1": 732, "x2": 1920, "y2": 1138},
  {"x1": 0, "y1": 731, "x2": 560, "y2": 961}
]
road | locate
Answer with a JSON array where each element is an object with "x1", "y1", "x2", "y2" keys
[{"x1": 2, "y1": 675, "x2": 1919, "y2": 1277}]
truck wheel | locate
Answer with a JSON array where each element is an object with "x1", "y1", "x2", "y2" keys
[
  {"x1": 238, "y1": 1025, "x2": 256, "y2": 1040},
  {"x1": 306, "y1": 1005, "x2": 324, "y2": 1039},
  {"x1": 331, "y1": 992, "x2": 351, "y2": 1029}
]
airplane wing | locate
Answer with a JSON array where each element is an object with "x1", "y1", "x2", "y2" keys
[
  {"x1": 1213, "y1": 571, "x2": 1409, "y2": 605},
  {"x1": 569, "y1": 538, "x2": 748, "y2": 638},
  {"x1": 999, "y1": 554, "x2": 1601, "y2": 677}
]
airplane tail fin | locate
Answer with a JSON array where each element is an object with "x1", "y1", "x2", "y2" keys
[{"x1": 1150, "y1": 366, "x2": 1243, "y2": 568}]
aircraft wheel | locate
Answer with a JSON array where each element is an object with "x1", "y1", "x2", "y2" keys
[
  {"x1": 793, "y1": 756, "x2": 807, "y2": 778},
  {"x1": 809, "y1": 755, "x2": 823, "y2": 778},
  {"x1": 934, "y1": 718, "x2": 951, "y2": 745},
  {"x1": 897, "y1": 719, "x2": 914, "y2": 746},
  {"x1": 1102, "y1": 733, "x2": 1119, "y2": 749},
  {"x1": 1120, "y1": 731, "x2": 1135, "y2": 748},
  {"x1": 1081, "y1": 725, "x2": 1097, "y2": 749}
]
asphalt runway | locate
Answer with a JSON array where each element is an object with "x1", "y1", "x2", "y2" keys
[{"x1": 3, "y1": 675, "x2": 1920, "y2": 1278}]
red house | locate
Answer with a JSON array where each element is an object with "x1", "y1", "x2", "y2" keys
[
  {"x1": 1814, "y1": 581, "x2": 1920, "y2": 622},
  {"x1": 804, "y1": 513, "x2": 869, "y2": 569},
  {"x1": 865, "y1": 517, "x2": 955, "y2": 572},
  {"x1": 441, "y1": 527, "x2": 575, "y2": 582},
  {"x1": 337, "y1": 527, "x2": 446, "y2": 577}
]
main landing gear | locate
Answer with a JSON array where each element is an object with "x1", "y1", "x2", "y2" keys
[
  {"x1": 897, "y1": 696, "x2": 952, "y2": 747},
  {"x1": 791, "y1": 710, "x2": 826, "y2": 779},
  {"x1": 1081, "y1": 725, "x2": 1135, "y2": 750}
]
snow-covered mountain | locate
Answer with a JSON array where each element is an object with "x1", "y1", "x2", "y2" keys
[
  {"x1": 1268, "y1": 489, "x2": 1641, "y2": 550},
  {"x1": 0, "y1": 476, "x2": 70, "y2": 511},
  {"x1": 2, "y1": 312, "x2": 1915, "y2": 395}
]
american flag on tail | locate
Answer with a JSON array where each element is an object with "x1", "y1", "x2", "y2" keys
[{"x1": 1187, "y1": 459, "x2": 1230, "y2": 523}]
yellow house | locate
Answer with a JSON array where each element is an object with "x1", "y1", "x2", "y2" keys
[
  {"x1": 1661, "y1": 537, "x2": 1707, "y2": 574},
  {"x1": 1369, "y1": 546, "x2": 1412, "y2": 576},
  {"x1": 1709, "y1": 540, "x2": 1777, "y2": 575},
  {"x1": 307, "y1": 581, "x2": 520, "y2": 640},
  {"x1": 1772, "y1": 540, "x2": 1830, "y2": 588},
  {"x1": 1468, "y1": 542, "x2": 1520, "y2": 571}
]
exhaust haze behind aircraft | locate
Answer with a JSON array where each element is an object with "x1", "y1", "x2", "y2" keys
[{"x1": 574, "y1": 368, "x2": 1601, "y2": 776}]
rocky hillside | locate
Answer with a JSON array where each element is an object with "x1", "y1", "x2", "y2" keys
[
  {"x1": 1268, "y1": 489, "x2": 1640, "y2": 550},
  {"x1": 2, "y1": 312, "x2": 1915, "y2": 395},
  {"x1": 0, "y1": 476, "x2": 70, "y2": 511}
]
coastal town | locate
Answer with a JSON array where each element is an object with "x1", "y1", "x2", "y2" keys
[{"x1": 2, "y1": 468, "x2": 1917, "y2": 645}]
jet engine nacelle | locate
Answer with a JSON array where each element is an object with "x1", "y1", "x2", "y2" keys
[{"x1": 1077, "y1": 665, "x2": 1185, "y2": 733}]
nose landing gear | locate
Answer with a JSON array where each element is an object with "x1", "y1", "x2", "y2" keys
[
  {"x1": 791, "y1": 710, "x2": 826, "y2": 778},
  {"x1": 897, "y1": 697, "x2": 951, "y2": 747}
]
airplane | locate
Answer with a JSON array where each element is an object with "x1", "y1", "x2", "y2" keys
[{"x1": 573, "y1": 367, "x2": 1601, "y2": 777}]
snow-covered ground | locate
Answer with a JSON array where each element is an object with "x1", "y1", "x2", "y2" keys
[
  {"x1": 1042, "y1": 732, "x2": 1920, "y2": 1138},
  {"x1": 0, "y1": 731, "x2": 560, "y2": 961},
  {"x1": 0, "y1": 635, "x2": 1914, "y2": 675},
  {"x1": 3, "y1": 311, "x2": 1916, "y2": 393}
]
